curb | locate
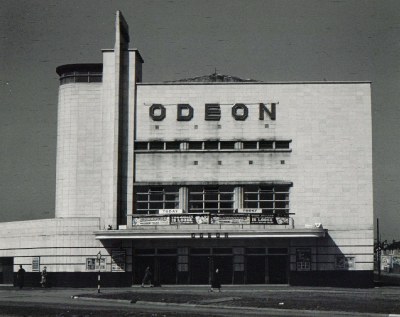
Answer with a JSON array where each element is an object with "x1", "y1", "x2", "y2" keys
[
  {"x1": 72, "y1": 296, "x2": 391, "y2": 317},
  {"x1": 71, "y1": 296, "x2": 132, "y2": 304}
]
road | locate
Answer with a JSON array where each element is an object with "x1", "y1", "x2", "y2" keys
[{"x1": 1, "y1": 285, "x2": 400, "y2": 317}]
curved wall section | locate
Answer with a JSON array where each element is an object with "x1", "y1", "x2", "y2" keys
[{"x1": 55, "y1": 83, "x2": 103, "y2": 218}]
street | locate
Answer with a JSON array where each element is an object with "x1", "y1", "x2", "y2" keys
[{"x1": 1, "y1": 285, "x2": 400, "y2": 317}]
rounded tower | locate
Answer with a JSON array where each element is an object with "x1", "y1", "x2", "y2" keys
[{"x1": 55, "y1": 64, "x2": 104, "y2": 218}]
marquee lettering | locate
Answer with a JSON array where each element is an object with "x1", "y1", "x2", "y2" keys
[
  {"x1": 232, "y1": 103, "x2": 248, "y2": 121},
  {"x1": 177, "y1": 104, "x2": 193, "y2": 121},
  {"x1": 149, "y1": 103, "x2": 276, "y2": 121},
  {"x1": 149, "y1": 104, "x2": 166, "y2": 121},
  {"x1": 259, "y1": 102, "x2": 276, "y2": 120}
]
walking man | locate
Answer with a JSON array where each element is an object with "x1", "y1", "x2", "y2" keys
[
  {"x1": 40, "y1": 266, "x2": 47, "y2": 288},
  {"x1": 17, "y1": 265, "x2": 25, "y2": 289},
  {"x1": 141, "y1": 266, "x2": 153, "y2": 287}
]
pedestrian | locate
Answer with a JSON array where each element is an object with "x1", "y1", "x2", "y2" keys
[
  {"x1": 141, "y1": 266, "x2": 153, "y2": 287},
  {"x1": 40, "y1": 266, "x2": 47, "y2": 288},
  {"x1": 17, "y1": 265, "x2": 25, "y2": 289},
  {"x1": 210, "y1": 268, "x2": 221, "y2": 292}
]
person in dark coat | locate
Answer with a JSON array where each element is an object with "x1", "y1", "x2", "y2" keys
[
  {"x1": 17, "y1": 265, "x2": 25, "y2": 289},
  {"x1": 210, "y1": 268, "x2": 221, "y2": 292},
  {"x1": 141, "y1": 266, "x2": 153, "y2": 287},
  {"x1": 40, "y1": 266, "x2": 47, "y2": 288}
]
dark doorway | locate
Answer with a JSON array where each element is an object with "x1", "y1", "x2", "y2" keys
[
  {"x1": 212, "y1": 256, "x2": 233, "y2": 284},
  {"x1": 190, "y1": 256, "x2": 210, "y2": 284},
  {"x1": 0, "y1": 258, "x2": 13, "y2": 284},
  {"x1": 246, "y1": 256, "x2": 266, "y2": 284},
  {"x1": 268, "y1": 255, "x2": 288, "y2": 284},
  {"x1": 158, "y1": 256, "x2": 177, "y2": 284},
  {"x1": 134, "y1": 257, "x2": 155, "y2": 285}
]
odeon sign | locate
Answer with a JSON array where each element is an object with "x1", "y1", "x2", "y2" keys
[{"x1": 149, "y1": 103, "x2": 276, "y2": 121}]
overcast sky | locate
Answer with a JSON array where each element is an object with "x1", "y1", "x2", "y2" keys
[{"x1": 1, "y1": 0, "x2": 399, "y2": 240}]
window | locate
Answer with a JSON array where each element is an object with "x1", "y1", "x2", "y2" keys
[
  {"x1": 243, "y1": 141, "x2": 258, "y2": 149},
  {"x1": 296, "y1": 248, "x2": 311, "y2": 271},
  {"x1": 243, "y1": 185, "x2": 290, "y2": 214},
  {"x1": 220, "y1": 141, "x2": 236, "y2": 150},
  {"x1": 165, "y1": 141, "x2": 180, "y2": 150},
  {"x1": 135, "y1": 142, "x2": 148, "y2": 150},
  {"x1": 188, "y1": 141, "x2": 203, "y2": 150},
  {"x1": 133, "y1": 140, "x2": 290, "y2": 152},
  {"x1": 275, "y1": 141, "x2": 290, "y2": 149},
  {"x1": 86, "y1": 258, "x2": 96, "y2": 271},
  {"x1": 189, "y1": 186, "x2": 234, "y2": 214},
  {"x1": 204, "y1": 141, "x2": 219, "y2": 150},
  {"x1": 149, "y1": 142, "x2": 164, "y2": 150},
  {"x1": 59, "y1": 72, "x2": 103, "y2": 85},
  {"x1": 178, "y1": 248, "x2": 189, "y2": 272},
  {"x1": 135, "y1": 186, "x2": 179, "y2": 214},
  {"x1": 259, "y1": 141, "x2": 273, "y2": 150}
]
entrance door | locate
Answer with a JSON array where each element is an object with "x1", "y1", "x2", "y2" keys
[
  {"x1": 158, "y1": 256, "x2": 177, "y2": 284},
  {"x1": 246, "y1": 256, "x2": 266, "y2": 284},
  {"x1": 212, "y1": 256, "x2": 233, "y2": 285},
  {"x1": 268, "y1": 255, "x2": 288, "y2": 284},
  {"x1": 190, "y1": 256, "x2": 210, "y2": 284},
  {"x1": 134, "y1": 257, "x2": 155, "y2": 285}
]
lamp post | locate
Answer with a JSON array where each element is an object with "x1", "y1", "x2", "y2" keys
[{"x1": 97, "y1": 251, "x2": 102, "y2": 293}]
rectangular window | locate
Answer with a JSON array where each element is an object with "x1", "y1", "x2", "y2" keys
[
  {"x1": 135, "y1": 142, "x2": 148, "y2": 150},
  {"x1": 165, "y1": 141, "x2": 180, "y2": 150},
  {"x1": 220, "y1": 141, "x2": 236, "y2": 150},
  {"x1": 243, "y1": 185, "x2": 290, "y2": 214},
  {"x1": 204, "y1": 141, "x2": 219, "y2": 150},
  {"x1": 259, "y1": 140, "x2": 273, "y2": 150},
  {"x1": 86, "y1": 258, "x2": 96, "y2": 271},
  {"x1": 149, "y1": 142, "x2": 164, "y2": 150},
  {"x1": 275, "y1": 141, "x2": 291, "y2": 149},
  {"x1": 188, "y1": 185, "x2": 234, "y2": 213},
  {"x1": 233, "y1": 254, "x2": 245, "y2": 271},
  {"x1": 188, "y1": 141, "x2": 203, "y2": 150},
  {"x1": 135, "y1": 186, "x2": 179, "y2": 214},
  {"x1": 243, "y1": 141, "x2": 258, "y2": 149},
  {"x1": 296, "y1": 248, "x2": 311, "y2": 271}
]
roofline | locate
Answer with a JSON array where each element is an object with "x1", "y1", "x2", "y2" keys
[
  {"x1": 56, "y1": 63, "x2": 103, "y2": 76},
  {"x1": 138, "y1": 81, "x2": 371, "y2": 86}
]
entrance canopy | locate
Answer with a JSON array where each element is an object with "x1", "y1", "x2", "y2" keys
[{"x1": 94, "y1": 227, "x2": 327, "y2": 240}]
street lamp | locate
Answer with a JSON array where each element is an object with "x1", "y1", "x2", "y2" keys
[{"x1": 97, "y1": 251, "x2": 102, "y2": 293}]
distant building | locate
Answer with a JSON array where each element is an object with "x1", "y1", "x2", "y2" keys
[{"x1": 0, "y1": 11, "x2": 373, "y2": 287}]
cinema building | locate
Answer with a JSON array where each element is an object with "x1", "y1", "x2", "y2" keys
[{"x1": 0, "y1": 12, "x2": 374, "y2": 287}]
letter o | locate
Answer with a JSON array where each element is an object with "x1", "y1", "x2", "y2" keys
[
  {"x1": 232, "y1": 103, "x2": 248, "y2": 121},
  {"x1": 150, "y1": 104, "x2": 166, "y2": 121}
]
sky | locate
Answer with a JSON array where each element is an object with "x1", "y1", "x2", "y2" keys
[{"x1": 1, "y1": 0, "x2": 400, "y2": 241}]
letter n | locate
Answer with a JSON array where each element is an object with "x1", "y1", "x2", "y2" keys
[{"x1": 259, "y1": 103, "x2": 276, "y2": 121}]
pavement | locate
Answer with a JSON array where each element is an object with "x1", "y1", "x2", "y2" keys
[{"x1": 1, "y1": 284, "x2": 400, "y2": 317}]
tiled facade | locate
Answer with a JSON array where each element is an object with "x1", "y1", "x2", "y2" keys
[{"x1": 0, "y1": 11, "x2": 373, "y2": 287}]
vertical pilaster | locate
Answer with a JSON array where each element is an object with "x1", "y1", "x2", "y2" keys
[
  {"x1": 234, "y1": 186, "x2": 243, "y2": 211},
  {"x1": 179, "y1": 187, "x2": 189, "y2": 212}
]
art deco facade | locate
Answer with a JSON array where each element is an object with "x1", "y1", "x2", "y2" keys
[{"x1": 0, "y1": 12, "x2": 373, "y2": 287}]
